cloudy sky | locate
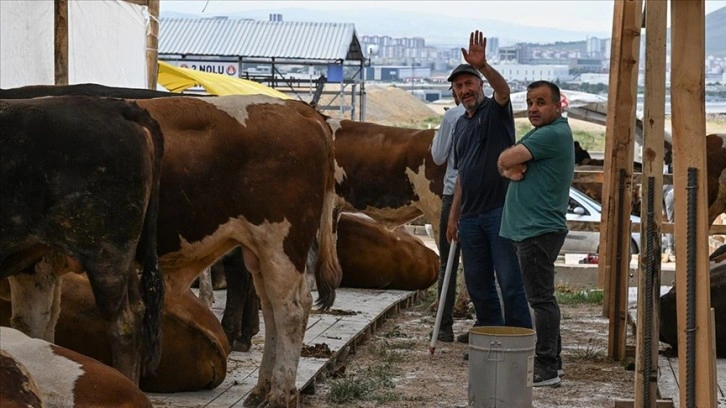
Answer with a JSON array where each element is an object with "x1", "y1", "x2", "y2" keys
[{"x1": 161, "y1": 0, "x2": 726, "y2": 33}]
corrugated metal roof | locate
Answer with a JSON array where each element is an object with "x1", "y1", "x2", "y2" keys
[{"x1": 159, "y1": 17, "x2": 365, "y2": 62}]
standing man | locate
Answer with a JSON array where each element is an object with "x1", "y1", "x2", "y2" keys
[
  {"x1": 498, "y1": 80, "x2": 575, "y2": 387},
  {"x1": 430, "y1": 90, "x2": 465, "y2": 342},
  {"x1": 446, "y1": 31, "x2": 533, "y2": 340}
]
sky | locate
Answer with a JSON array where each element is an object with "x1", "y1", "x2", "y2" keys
[{"x1": 160, "y1": 0, "x2": 726, "y2": 34}]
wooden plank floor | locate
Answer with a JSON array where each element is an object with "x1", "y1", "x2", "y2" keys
[{"x1": 147, "y1": 287, "x2": 417, "y2": 407}]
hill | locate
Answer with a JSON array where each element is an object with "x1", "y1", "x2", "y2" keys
[{"x1": 707, "y1": 6, "x2": 726, "y2": 57}]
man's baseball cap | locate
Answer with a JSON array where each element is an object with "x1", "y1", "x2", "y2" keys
[{"x1": 447, "y1": 64, "x2": 482, "y2": 82}]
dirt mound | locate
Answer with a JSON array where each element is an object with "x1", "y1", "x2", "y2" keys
[{"x1": 319, "y1": 84, "x2": 440, "y2": 126}]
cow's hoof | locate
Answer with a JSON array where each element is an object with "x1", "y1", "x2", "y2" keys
[
  {"x1": 264, "y1": 390, "x2": 298, "y2": 408},
  {"x1": 232, "y1": 339, "x2": 252, "y2": 352},
  {"x1": 243, "y1": 387, "x2": 267, "y2": 407}
]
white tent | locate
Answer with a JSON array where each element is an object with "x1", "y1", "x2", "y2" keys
[{"x1": 0, "y1": 0, "x2": 149, "y2": 88}]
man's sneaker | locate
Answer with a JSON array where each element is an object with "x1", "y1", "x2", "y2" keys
[
  {"x1": 457, "y1": 331, "x2": 470, "y2": 344},
  {"x1": 430, "y1": 328, "x2": 454, "y2": 343},
  {"x1": 533, "y1": 363, "x2": 561, "y2": 387}
]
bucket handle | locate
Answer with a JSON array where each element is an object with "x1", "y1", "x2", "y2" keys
[{"x1": 487, "y1": 340, "x2": 504, "y2": 362}]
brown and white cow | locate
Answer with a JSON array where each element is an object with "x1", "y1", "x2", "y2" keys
[
  {"x1": 2, "y1": 88, "x2": 339, "y2": 406},
  {"x1": 132, "y1": 95, "x2": 341, "y2": 407},
  {"x1": 0, "y1": 349, "x2": 43, "y2": 408},
  {"x1": 337, "y1": 213, "x2": 439, "y2": 290},
  {"x1": 330, "y1": 119, "x2": 446, "y2": 236},
  {"x1": 0, "y1": 96, "x2": 164, "y2": 384},
  {"x1": 0, "y1": 326, "x2": 153, "y2": 408},
  {"x1": 1, "y1": 273, "x2": 230, "y2": 393}
]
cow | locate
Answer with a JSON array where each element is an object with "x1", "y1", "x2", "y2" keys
[
  {"x1": 1, "y1": 273, "x2": 231, "y2": 393},
  {"x1": 706, "y1": 134, "x2": 726, "y2": 225},
  {"x1": 0, "y1": 349, "x2": 43, "y2": 408},
  {"x1": 330, "y1": 119, "x2": 446, "y2": 236},
  {"x1": 2, "y1": 86, "x2": 341, "y2": 406},
  {"x1": 337, "y1": 212, "x2": 439, "y2": 290},
  {"x1": 0, "y1": 83, "x2": 178, "y2": 99},
  {"x1": 0, "y1": 96, "x2": 164, "y2": 384},
  {"x1": 660, "y1": 262, "x2": 726, "y2": 357},
  {"x1": 133, "y1": 95, "x2": 341, "y2": 407},
  {"x1": 0, "y1": 326, "x2": 153, "y2": 408}
]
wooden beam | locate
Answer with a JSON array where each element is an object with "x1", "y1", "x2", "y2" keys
[
  {"x1": 635, "y1": 1, "x2": 667, "y2": 406},
  {"x1": 573, "y1": 170, "x2": 672, "y2": 185},
  {"x1": 599, "y1": 0, "x2": 642, "y2": 361},
  {"x1": 670, "y1": 1, "x2": 716, "y2": 407},
  {"x1": 54, "y1": 0, "x2": 68, "y2": 85},
  {"x1": 146, "y1": 0, "x2": 160, "y2": 89},
  {"x1": 566, "y1": 221, "x2": 726, "y2": 235}
]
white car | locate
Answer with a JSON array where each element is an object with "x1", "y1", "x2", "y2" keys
[{"x1": 564, "y1": 187, "x2": 641, "y2": 255}]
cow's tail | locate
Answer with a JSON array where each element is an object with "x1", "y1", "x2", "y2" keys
[
  {"x1": 314, "y1": 190, "x2": 342, "y2": 310},
  {"x1": 314, "y1": 119, "x2": 342, "y2": 310},
  {"x1": 126, "y1": 104, "x2": 165, "y2": 375}
]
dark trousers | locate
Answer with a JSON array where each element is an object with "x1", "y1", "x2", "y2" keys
[
  {"x1": 458, "y1": 207, "x2": 532, "y2": 329},
  {"x1": 512, "y1": 230, "x2": 567, "y2": 369},
  {"x1": 437, "y1": 194, "x2": 460, "y2": 330}
]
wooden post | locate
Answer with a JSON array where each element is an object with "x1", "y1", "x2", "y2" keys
[
  {"x1": 670, "y1": 1, "x2": 716, "y2": 407},
  {"x1": 54, "y1": 0, "x2": 68, "y2": 85},
  {"x1": 146, "y1": 0, "x2": 159, "y2": 89},
  {"x1": 634, "y1": 0, "x2": 666, "y2": 406},
  {"x1": 599, "y1": 0, "x2": 642, "y2": 361}
]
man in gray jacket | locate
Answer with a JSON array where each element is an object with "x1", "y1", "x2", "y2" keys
[{"x1": 430, "y1": 90, "x2": 466, "y2": 342}]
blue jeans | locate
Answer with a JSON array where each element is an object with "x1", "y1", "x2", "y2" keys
[
  {"x1": 458, "y1": 207, "x2": 532, "y2": 328},
  {"x1": 437, "y1": 194, "x2": 460, "y2": 330},
  {"x1": 512, "y1": 230, "x2": 567, "y2": 370}
]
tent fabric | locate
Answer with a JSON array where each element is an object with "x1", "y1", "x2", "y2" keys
[
  {"x1": 158, "y1": 61, "x2": 290, "y2": 99},
  {"x1": 0, "y1": 0, "x2": 147, "y2": 88}
]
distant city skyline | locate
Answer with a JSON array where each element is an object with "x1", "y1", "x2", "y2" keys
[{"x1": 161, "y1": 0, "x2": 726, "y2": 45}]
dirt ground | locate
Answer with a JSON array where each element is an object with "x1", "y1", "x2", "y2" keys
[
  {"x1": 300, "y1": 290, "x2": 638, "y2": 408},
  {"x1": 298, "y1": 87, "x2": 720, "y2": 407}
]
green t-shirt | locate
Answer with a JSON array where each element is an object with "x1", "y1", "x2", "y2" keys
[{"x1": 500, "y1": 116, "x2": 575, "y2": 242}]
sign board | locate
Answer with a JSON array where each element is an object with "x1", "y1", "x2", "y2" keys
[{"x1": 163, "y1": 59, "x2": 239, "y2": 77}]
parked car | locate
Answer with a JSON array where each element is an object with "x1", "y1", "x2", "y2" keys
[{"x1": 563, "y1": 187, "x2": 641, "y2": 255}]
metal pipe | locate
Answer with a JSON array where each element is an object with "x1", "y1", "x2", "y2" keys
[
  {"x1": 643, "y1": 176, "x2": 655, "y2": 407},
  {"x1": 685, "y1": 167, "x2": 698, "y2": 408},
  {"x1": 613, "y1": 169, "x2": 627, "y2": 346}
]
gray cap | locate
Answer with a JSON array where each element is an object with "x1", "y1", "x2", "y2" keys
[{"x1": 447, "y1": 64, "x2": 482, "y2": 82}]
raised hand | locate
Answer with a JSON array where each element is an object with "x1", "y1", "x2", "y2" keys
[{"x1": 461, "y1": 30, "x2": 487, "y2": 69}]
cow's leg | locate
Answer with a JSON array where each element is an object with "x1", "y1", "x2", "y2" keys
[
  {"x1": 197, "y1": 267, "x2": 215, "y2": 309},
  {"x1": 85, "y1": 252, "x2": 144, "y2": 385},
  {"x1": 221, "y1": 248, "x2": 260, "y2": 352},
  {"x1": 244, "y1": 248, "x2": 310, "y2": 408},
  {"x1": 8, "y1": 258, "x2": 60, "y2": 341}
]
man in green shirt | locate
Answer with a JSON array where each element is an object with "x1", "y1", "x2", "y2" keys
[{"x1": 498, "y1": 80, "x2": 574, "y2": 387}]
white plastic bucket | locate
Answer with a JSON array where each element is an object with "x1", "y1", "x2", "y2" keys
[{"x1": 468, "y1": 326, "x2": 536, "y2": 407}]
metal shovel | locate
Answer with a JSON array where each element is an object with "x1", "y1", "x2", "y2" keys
[{"x1": 429, "y1": 240, "x2": 458, "y2": 355}]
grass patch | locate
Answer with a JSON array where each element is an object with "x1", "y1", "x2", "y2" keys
[
  {"x1": 326, "y1": 358, "x2": 400, "y2": 404},
  {"x1": 572, "y1": 129, "x2": 606, "y2": 152},
  {"x1": 555, "y1": 287, "x2": 604, "y2": 305},
  {"x1": 570, "y1": 342, "x2": 607, "y2": 362}
]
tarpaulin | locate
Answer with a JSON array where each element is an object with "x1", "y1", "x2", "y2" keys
[{"x1": 158, "y1": 61, "x2": 290, "y2": 99}]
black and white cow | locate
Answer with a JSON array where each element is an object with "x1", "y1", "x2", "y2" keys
[{"x1": 0, "y1": 95, "x2": 165, "y2": 384}]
